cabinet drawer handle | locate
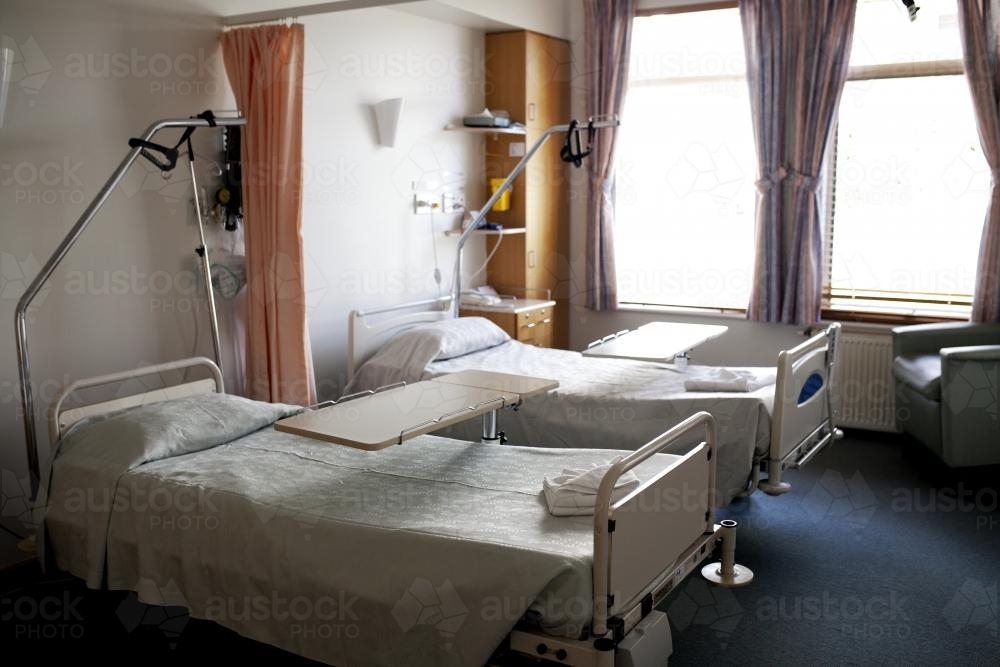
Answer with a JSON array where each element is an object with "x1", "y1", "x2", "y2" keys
[
  {"x1": 525, "y1": 322, "x2": 536, "y2": 328},
  {"x1": 542, "y1": 318, "x2": 551, "y2": 324}
]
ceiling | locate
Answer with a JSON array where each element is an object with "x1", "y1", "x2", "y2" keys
[{"x1": 116, "y1": 0, "x2": 569, "y2": 39}]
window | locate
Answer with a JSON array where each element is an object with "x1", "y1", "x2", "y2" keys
[
  {"x1": 615, "y1": 1, "x2": 989, "y2": 321},
  {"x1": 614, "y1": 7, "x2": 756, "y2": 311},
  {"x1": 825, "y1": 0, "x2": 989, "y2": 320}
]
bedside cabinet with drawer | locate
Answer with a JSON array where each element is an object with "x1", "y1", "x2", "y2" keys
[{"x1": 459, "y1": 298, "x2": 556, "y2": 349}]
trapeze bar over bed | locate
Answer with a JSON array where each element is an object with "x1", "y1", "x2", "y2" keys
[
  {"x1": 450, "y1": 116, "x2": 621, "y2": 316},
  {"x1": 14, "y1": 111, "x2": 247, "y2": 496}
]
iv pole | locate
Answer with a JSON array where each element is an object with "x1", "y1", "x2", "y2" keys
[
  {"x1": 15, "y1": 114, "x2": 246, "y2": 495},
  {"x1": 449, "y1": 116, "x2": 621, "y2": 317}
]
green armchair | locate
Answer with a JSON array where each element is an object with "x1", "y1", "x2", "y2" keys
[{"x1": 891, "y1": 322, "x2": 1000, "y2": 467}]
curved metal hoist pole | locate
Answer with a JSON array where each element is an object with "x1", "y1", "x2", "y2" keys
[
  {"x1": 449, "y1": 115, "x2": 621, "y2": 317},
  {"x1": 15, "y1": 114, "x2": 246, "y2": 497}
]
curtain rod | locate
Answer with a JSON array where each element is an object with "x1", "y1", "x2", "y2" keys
[
  {"x1": 224, "y1": 0, "x2": 416, "y2": 27},
  {"x1": 223, "y1": 17, "x2": 299, "y2": 30}
]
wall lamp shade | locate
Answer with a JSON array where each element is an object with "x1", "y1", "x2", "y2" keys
[
  {"x1": 373, "y1": 97, "x2": 404, "y2": 147},
  {"x1": 0, "y1": 48, "x2": 13, "y2": 129}
]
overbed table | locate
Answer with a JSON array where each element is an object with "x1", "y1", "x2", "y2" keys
[
  {"x1": 582, "y1": 322, "x2": 729, "y2": 368},
  {"x1": 274, "y1": 370, "x2": 558, "y2": 450}
]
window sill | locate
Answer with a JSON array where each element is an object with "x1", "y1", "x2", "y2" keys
[
  {"x1": 615, "y1": 303, "x2": 970, "y2": 329},
  {"x1": 616, "y1": 303, "x2": 748, "y2": 321},
  {"x1": 820, "y1": 308, "x2": 969, "y2": 327}
]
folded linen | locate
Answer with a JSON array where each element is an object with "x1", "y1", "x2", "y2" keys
[
  {"x1": 683, "y1": 368, "x2": 776, "y2": 393},
  {"x1": 543, "y1": 460, "x2": 641, "y2": 516}
]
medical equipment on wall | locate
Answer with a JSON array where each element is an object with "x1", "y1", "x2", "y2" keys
[
  {"x1": 450, "y1": 115, "x2": 621, "y2": 317},
  {"x1": 209, "y1": 251, "x2": 247, "y2": 300},
  {"x1": 15, "y1": 111, "x2": 247, "y2": 495},
  {"x1": 216, "y1": 125, "x2": 244, "y2": 231}
]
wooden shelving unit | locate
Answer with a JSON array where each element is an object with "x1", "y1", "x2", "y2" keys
[{"x1": 475, "y1": 30, "x2": 571, "y2": 349}]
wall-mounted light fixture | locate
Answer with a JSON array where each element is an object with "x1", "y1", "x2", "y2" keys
[{"x1": 373, "y1": 97, "x2": 404, "y2": 148}]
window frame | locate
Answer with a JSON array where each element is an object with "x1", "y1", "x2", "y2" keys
[
  {"x1": 617, "y1": 7, "x2": 980, "y2": 324},
  {"x1": 821, "y1": 57, "x2": 974, "y2": 324},
  {"x1": 616, "y1": 4, "x2": 756, "y2": 312}
]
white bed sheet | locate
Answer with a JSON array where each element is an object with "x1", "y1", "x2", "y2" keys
[
  {"x1": 42, "y1": 409, "x2": 677, "y2": 666},
  {"x1": 351, "y1": 339, "x2": 775, "y2": 503}
]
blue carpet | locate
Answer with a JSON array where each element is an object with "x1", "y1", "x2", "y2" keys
[{"x1": 666, "y1": 431, "x2": 999, "y2": 665}]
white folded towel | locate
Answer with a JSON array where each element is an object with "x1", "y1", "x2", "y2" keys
[
  {"x1": 684, "y1": 368, "x2": 776, "y2": 393},
  {"x1": 543, "y1": 460, "x2": 641, "y2": 516}
]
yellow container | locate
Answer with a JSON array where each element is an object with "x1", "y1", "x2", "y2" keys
[{"x1": 490, "y1": 178, "x2": 511, "y2": 212}]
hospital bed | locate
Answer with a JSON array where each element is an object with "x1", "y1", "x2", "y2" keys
[
  {"x1": 346, "y1": 298, "x2": 843, "y2": 502},
  {"x1": 37, "y1": 356, "x2": 749, "y2": 667}
]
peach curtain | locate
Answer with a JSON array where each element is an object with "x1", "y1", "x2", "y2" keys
[{"x1": 221, "y1": 24, "x2": 315, "y2": 405}]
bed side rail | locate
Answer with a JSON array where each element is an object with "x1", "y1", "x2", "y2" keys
[
  {"x1": 592, "y1": 411, "x2": 717, "y2": 638},
  {"x1": 50, "y1": 357, "x2": 223, "y2": 442},
  {"x1": 347, "y1": 296, "x2": 453, "y2": 382},
  {"x1": 761, "y1": 323, "x2": 842, "y2": 495}
]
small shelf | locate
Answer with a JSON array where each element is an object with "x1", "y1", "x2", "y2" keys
[
  {"x1": 444, "y1": 124, "x2": 526, "y2": 136},
  {"x1": 445, "y1": 227, "x2": 527, "y2": 237}
]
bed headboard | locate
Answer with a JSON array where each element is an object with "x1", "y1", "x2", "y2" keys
[
  {"x1": 49, "y1": 356, "x2": 224, "y2": 443},
  {"x1": 347, "y1": 297, "x2": 453, "y2": 382}
]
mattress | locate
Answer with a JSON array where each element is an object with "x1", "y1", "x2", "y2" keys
[
  {"x1": 40, "y1": 394, "x2": 678, "y2": 667},
  {"x1": 354, "y1": 338, "x2": 774, "y2": 504}
]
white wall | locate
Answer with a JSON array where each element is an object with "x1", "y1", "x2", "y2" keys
[
  {"x1": 300, "y1": 7, "x2": 488, "y2": 400},
  {"x1": 0, "y1": 0, "x2": 232, "y2": 559}
]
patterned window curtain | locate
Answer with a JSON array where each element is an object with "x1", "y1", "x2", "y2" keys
[
  {"x1": 583, "y1": 0, "x2": 637, "y2": 311},
  {"x1": 221, "y1": 25, "x2": 316, "y2": 405},
  {"x1": 957, "y1": 0, "x2": 1000, "y2": 323},
  {"x1": 740, "y1": 0, "x2": 857, "y2": 326}
]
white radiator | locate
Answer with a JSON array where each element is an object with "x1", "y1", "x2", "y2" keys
[{"x1": 834, "y1": 332, "x2": 900, "y2": 432}]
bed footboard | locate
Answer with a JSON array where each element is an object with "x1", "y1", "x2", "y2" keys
[
  {"x1": 506, "y1": 412, "x2": 753, "y2": 667},
  {"x1": 760, "y1": 323, "x2": 843, "y2": 495}
]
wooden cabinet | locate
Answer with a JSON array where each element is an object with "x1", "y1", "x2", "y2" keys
[
  {"x1": 481, "y1": 31, "x2": 571, "y2": 349},
  {"x1": 459, "y1": 299, "x2": 555, "y2": 348}
]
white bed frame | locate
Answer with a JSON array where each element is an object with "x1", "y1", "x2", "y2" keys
[
  {"x1": 348, "y1": 299, "x2": 843, "y2": 496},
  {"x1": 504, "y1": 411, "x2": 750, "y2": 667},
  {"x1": 49, "y1": 356, "x2": 224, "y2": 443},
  {"x1": 48, "y1": 357, "x2": 748, "y2": 667}
]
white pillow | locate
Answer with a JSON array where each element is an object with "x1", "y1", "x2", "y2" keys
[
  {"x1": 345, "y1": 317, "x2": 512, "y2": 394},
  {"x1": 422, "y1": 317, "x2": 511, "y2": 360}
]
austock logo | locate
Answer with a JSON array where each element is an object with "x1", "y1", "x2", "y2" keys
[
  {"x1": 1, "y1": 468, "x2": 38, "y2": 532},
  {"x1": 667, "y1": 577, "x2": 743, "y2": 649},
  {"x1": 115, "y1": 579, "x2": 190, "y2": 649},
  {"x1": 666, "y1": 143, "x2": 745, "y2": 204},
  {"x1": 392, "y1": 578, "x2": 468, "y2": 651},
  {"x1": 0, "y1": 253, "x2": 51, "y2": 312},
  {"x1": 800, "y1": 469, "x2": 878, "y2": 529},
  {"x1": 3, "y1": 582, "x2": 85, "y2": 640},
  {"x1": 942, "y1": 579, "x2": 997, "y2": 638},
  {"x1": 0, "y1": 34, "x2": 52, "y2": 103}
]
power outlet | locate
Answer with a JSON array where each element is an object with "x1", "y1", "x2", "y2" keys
[
  {"x1": 413, "y1": 192, "x2": 440, "y2": 214},
  {"x1": 441, "y1": 191, "x2": 466, "y2": 214}
]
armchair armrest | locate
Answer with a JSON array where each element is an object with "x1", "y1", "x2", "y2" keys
[
  {"x1": 892, "y1": 322, "x2": 1000, "y2": 357},
  {"x1": 940, "y1": 345, "x2": 1000, "y2": 363}
]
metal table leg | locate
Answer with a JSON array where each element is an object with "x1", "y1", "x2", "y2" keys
[{"x1": 481, "y1": 409, "x2": 504, "y2": 444}]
